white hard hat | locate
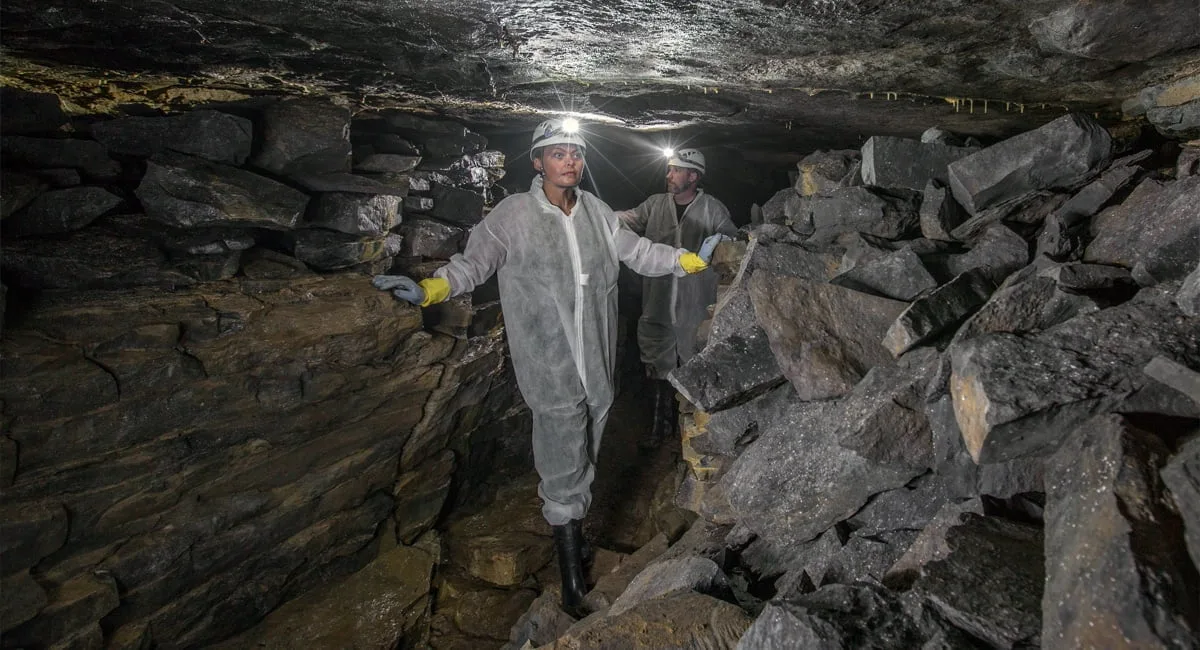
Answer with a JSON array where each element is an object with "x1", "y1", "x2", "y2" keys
[
  {"x1": 667, "y1": 148, "x2": 705, "y2": 174},
  {"x1": 530, "y1": 118, "x2": 586, "y2": 160}
]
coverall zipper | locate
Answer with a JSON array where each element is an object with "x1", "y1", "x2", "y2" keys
[{"x1": 559, "y1": 207, "x2": 588, "y2": 392}]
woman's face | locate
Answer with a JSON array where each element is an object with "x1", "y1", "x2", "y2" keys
[{"x1": 535, "y1": 144, "x2": 586, "y2": 189}]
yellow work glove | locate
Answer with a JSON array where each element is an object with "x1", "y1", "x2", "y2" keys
[
  {"x1": 418, "y1": 277, "x2": 451, "y2": 307},
  {"x1": 678, "y1": 252, "x2": 709, "y2": 274}
]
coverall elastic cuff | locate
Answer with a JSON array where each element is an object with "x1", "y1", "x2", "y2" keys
[
  {"x1": 678, "y1": 252, "x2": 709, "y2": 274},
  {"x1": 418, "y1": 277, "x2": 451, "y2": 307}
]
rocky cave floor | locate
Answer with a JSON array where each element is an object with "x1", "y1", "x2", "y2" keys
[
  {"x1": 211, "y1": 322, "x2": 697, "y2": 650},
  {"x1": 425, "y1": 333, "x2": 692, "y2": 649}
]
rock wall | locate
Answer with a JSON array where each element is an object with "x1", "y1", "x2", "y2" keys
[
  {"x1": 0, "y1": 93, "x2": 528, "y2": 648},
  {"x1": 512, "y1": 116, "x2": 1200, "y2": 649}
]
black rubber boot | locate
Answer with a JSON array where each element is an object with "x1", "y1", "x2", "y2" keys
[
  {"x1": 641, "y1": 379, "x2": 671, "y2": 450},
  {"x1": 659, "y1": 379, "x2": 678, "y2": 441},
  {"x1": 552, "y1": 519, "x2": 589, "y2": 618}
]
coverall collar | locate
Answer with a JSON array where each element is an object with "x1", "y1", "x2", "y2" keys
[{"x1": 531, "y1": 175, "x2": 582, "y2": 217}]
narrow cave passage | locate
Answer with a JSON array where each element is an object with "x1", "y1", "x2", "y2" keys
[{"x1": 1, "y1": 65, "x2": 1197, "y2": 648}]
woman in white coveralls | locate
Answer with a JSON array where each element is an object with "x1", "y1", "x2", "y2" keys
[{"x1": 373, "y1": 118, "x2": 725, "y2": 616}]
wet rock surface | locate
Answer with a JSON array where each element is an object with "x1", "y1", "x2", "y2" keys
[
  {"x1": 3, "y1": 0, "x2": 1194, "y2": 152},
  {"x1": 6, "y1": 89, "x2": 1200, "y2": 650}
]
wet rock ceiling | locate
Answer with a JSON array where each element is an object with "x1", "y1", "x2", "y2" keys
[{"x1": 2, "y1": 0, "x2": 1199, "y2": 147}]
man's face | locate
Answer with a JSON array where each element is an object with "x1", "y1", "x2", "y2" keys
[
  {"x1": 534, "y1": 144, "x2": 585, "y2": 188},
  {"x1": 666, "y1": 165, "x2": 698, "y2": 195}
]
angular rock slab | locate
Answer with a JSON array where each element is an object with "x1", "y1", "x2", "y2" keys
[
  {"x1": 919, "y1": 180, "x2": 967, "y2": 242},
  {"x1": 307, "y1": 192, "x2": 400, "y2": 236},
  {"x1": 1085, "y1": 175, "x2": 1200, "y2": 283},
  {"x1": 288, "y1": 230, "x2": 402, "y2": 271},
  {"x1": 945, "y1": 223, "x2": 1029, "y2": 284},
  {"x1": 608, "y1": 556, "x2": 729, "y2": 616},
  {"x1": 1145, "y1": 79, "x2": 1200, "y2": 139},
  {"x1": 722, "y1": 399, "x2": 920, "y2": 551},
  {"x1": 794, "y1": 148, "x2": 859, "y2": 197},
  {"x1": 0, "y1": 230, "x2": 187, "y2": 290},
  {"x1": 250, "y1": 98, "x2": 352, "y2": 177},
  {"x1": 292, "y1": 172, "x2": 408, "y2": 196},
  {"x1": 737, "y1": 583, "x2": 971, "y2": 650},
  {"x1": 837, "y1": 348, "x2": 939, "y2": 470},
  {"x1": 5, "y1": 572, "x2": 121, "y2": 648},
  {"x1": 1036, "y1": 154, "x2": 1146, "y2": 260},
  {"x1": 883, "y1": 498, "x2": 985, "y2": 589},
  {"x1": 756, "y1": 189, "x2": 786, "y2": 226},
  {"x1": 727, "y1": 237, "x2": 843, "y2": 296},
  {"x1": 353, "y1": 153, "x2": 420, "y2": 173},
  {"x1": 829, "y1": 246, "x2": 937, "y2": 301},
  {"x1": 0, "y1": 87, "x2": 67, "y2": 134},
  {"x1": 1043, "y1": 415, "x2": 1199, "y2": 649},
  {"x1": 503, "y1": 591, "x2": 575, "y2": 650},
  {"x1": 432, "y1": 570, "x2": 536, "y2": 642},
  {"x1": 3, "y1": 186, "x2": 122, "y2": 236},
  {"x1": 947, "y1": 113, "x2": 1111, "y2": 215},
  {"x1": 760, "y1": 187, "x2": 809, "y2": 228},
  {"x1": 0, "y1": 501, "x2": 69, "y2": 575},
  {"x1": 911, "y1": 514, "x2": 1043, "y2": 649},
  {"x1": 699, "y1": 382, "x2": 795, "y2": 457},
  {"x1": 403, "y1": 195, "x2": 434, "y2": 214},
  {"x1": 428, "y1": 184, "x2": 485, "y2": 227},
  {"x1": 0, "y1": 171, "x2": 47, "y2": 218},
  {"x1": 808, "y1": 186, "x2": 922, "y2": 242},
  {"x1": 884, "y1": 269, "x2": 995, "y2": 356},
  {"x1": 669, "y1": 324, "x2": 784, "y2": 414},
  {"x1": 556, "y1": 591, "x2": 751, "y2": 649},
  {"x1": 136, "y1": 152, "x2": 309, "y2": 230},
  {"x1": 91, "y1": 110, "x2": 253, "y2": 164},
  {"x1": 398, "y1": 217, "x2": 464, "y2": 259},
  {"x1": 820, "y1": 530, "x2": 920, "y2": 587},
  {"x1": 1162, "y1": 436, "x2": 1200, "y2": 571},
  {"x1": 950, "y1": 286, "x2": 1200, "y2": 463},
  {"x1": 0, "y1": 135, "x2": 122, "y2": 179},
  {"x1": 860, "y1": 136, "x2": 978, "y2": 190},
  {"x1": 1143, "y1": 356, "x2": 1200, "y2": 406},
  {"x1": 1175, "y1": 260, "x2": 1200, "y2": 317},
  {"x1": 750, "y1": 272, "x2": 907, "y2": 401},
  {"x1": 952, "y1": 275, "x2": 1098, "y2": 345}
]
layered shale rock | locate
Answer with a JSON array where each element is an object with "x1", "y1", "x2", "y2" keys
[{"x1": 0, "y1": 102, "x2": 521, "y2": 649}]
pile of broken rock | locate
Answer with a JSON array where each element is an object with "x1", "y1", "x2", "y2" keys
[{"x1": 508, "y1": 113, "x2": 1200, "y2": 649}]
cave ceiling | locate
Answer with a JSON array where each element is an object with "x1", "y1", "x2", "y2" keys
[{"x1": 2, "y1": 0, "x2": 1199, "y2": 149}]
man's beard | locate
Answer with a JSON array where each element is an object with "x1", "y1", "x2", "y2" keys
[{"x1": 668, "y1": 180, "x2": 694, "y2": 195}]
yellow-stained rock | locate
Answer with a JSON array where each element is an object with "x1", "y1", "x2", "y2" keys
[{"x1": 444, "y1": 475, "x2": 554, "y2": 587}]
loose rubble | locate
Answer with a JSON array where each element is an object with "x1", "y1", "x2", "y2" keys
[{"x1": 4, "y1": 97, "x2": 1199, "y2": 650}]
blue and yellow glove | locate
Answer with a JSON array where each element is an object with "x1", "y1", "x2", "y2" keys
[
  {"x1": 372, "y1": 275, "x2": 451, "y2": 307},
  {"x1": 679, "y1": 233, "x2": 732, "y2": 274}
]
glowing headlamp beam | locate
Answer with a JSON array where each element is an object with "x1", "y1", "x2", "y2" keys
[
  {"x1": 662, "y1": 147, "x2": 675, "y2": 158},
  {"x1": 562, "y1": 117, "x2": 581, "y2": 134}
]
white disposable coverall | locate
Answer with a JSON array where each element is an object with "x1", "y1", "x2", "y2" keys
[
  {"x1": 618, "y1": 191, "x2": 737, "y2": 378},
  {"x1": 434, "y1": 176, "x2": 688, "y2": 525}
]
